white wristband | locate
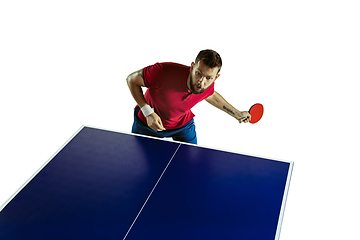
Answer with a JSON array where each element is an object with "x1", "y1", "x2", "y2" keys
[{"x1": 141, "y1": 104, "x2": 154, "y2": 117}]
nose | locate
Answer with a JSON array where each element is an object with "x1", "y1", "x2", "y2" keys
[
  {"x1": 197, "y1": 78, "x2": 205, "y2": 88},
  {"x1": 198, "y1": 76, "x2": 204, "y2": 84}
]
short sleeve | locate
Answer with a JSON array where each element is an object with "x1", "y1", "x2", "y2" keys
[{"x1": 142, "y1": 62, "x2": 163, "y2": 88}]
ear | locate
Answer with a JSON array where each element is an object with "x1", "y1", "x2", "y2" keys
[
  {"x1": 214, "y1": 73, "x2": 220, "y2": 81},
  {"x1": 190, "y1": 62, "x2": 195, "y2": 72}
]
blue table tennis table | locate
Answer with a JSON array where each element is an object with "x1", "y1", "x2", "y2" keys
[{"x1": 0, "y1": 126, "x2": 293, "y2": 240}]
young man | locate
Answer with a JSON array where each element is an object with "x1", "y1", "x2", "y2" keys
[{"x1": 126, "y1": 49, "x2": 251, "y2": 144}]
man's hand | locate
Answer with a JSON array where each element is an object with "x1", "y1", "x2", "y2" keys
[
  {"x1": 146, "y1": 112, "x2": 166, "y2": 131},
  {"x1": 234, "y1": 110, "x2": 251, "y2": 123}
]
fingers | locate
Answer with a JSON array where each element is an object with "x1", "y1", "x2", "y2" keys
[
  {"x1": 246, "y1": 111, "x2": 251, "y2": 123},
  {"x1": 153, "y1": 119, "x2": 166, "y2": 131},
  {"x1": 238, "y1": 111, "x2": 251, "y2": 124},
  {"x1": 147, "y1": 113, "x2": 166, "y2": 131},
  {"x1": 239, "y1": 117, "x2": 247, "y2": 123},
  {"x1": 239, "y1": 117, "x2": 250, "y2": 123}
]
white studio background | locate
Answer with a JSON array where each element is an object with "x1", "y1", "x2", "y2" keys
[{"x1": 1, "y1": 1, "x2": 359, "y2": 239}]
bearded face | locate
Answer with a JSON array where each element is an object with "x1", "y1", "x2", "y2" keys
[{"x1": 188, "y1": 60, "x2": 220, "y2": 94}]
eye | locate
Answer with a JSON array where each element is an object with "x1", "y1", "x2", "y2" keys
[{"x1": 196, "y1": 71, "x2": 201, "y2": 76}]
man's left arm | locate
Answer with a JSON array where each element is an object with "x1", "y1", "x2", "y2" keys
[{"x1": 205, "y1": 91, "x2": 251, "y2": 123}]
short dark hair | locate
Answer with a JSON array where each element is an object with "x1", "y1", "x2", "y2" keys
[{"x1": 195, "y1": 49, "x2": 222, "y2": 73}]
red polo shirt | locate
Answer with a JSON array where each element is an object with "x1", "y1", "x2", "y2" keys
[{"x1": 137, "y1": 62, "x2": 215, "y2": 129}]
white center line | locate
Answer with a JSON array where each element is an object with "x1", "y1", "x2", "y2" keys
[{"x1": 122, "y1": 143, "x2": 182, "y2": 240}]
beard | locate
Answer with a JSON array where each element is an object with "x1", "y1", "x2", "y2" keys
[{"x1": 189, "y1": 75, "x2": 206, "y2": 94}]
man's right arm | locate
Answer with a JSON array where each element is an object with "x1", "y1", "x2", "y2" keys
[
  {"x1": 126, "y1": 69, "x2": 166, "y2": 131},
  {"x1": 126, "y1": 69, "x2": 147, "y2": 108}
]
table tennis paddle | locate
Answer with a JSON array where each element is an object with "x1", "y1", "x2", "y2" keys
[{"x1": 239, "y1": 103, "x2": 264, "y2": 124}]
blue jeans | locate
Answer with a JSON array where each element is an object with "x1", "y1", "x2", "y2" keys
[{"x1": 131, "y1": 107, "x2": 197, "y2": 144}]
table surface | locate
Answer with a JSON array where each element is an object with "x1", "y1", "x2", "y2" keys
[{"x1": 0, "y1": 126, "x2": 293, "y2": 240}]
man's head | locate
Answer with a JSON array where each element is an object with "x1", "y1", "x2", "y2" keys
[
  {"x1": 195, "y1": 49, "x2": 222, "y2": 74},
  {"x1": 188, "y1": 49, "x2": 222, "y2": 94}
]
